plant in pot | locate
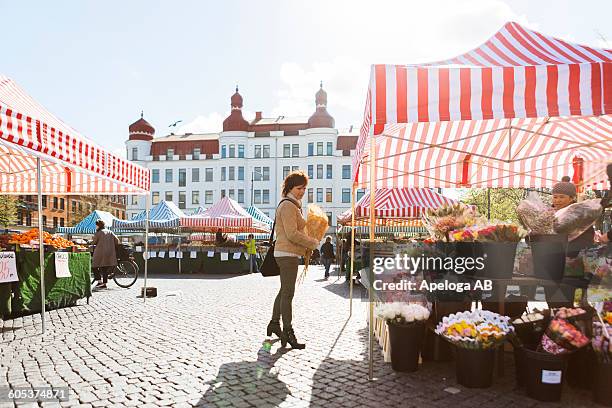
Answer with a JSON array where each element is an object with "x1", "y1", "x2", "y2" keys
[
  {"x1": 435, "y1": 309, "x2": 514, "y2": 388},
  {"x1": 376, "y1": 302, "x2": 430, "y2": 372}
]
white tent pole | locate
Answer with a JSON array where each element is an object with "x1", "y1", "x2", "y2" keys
[
  {"x1": 143, "y1": 194, "x2": 149, "y2": 302},
  {"x1": 368, "y1": 136, "x2": 376, "y2": 381},
  {"x1": 349, "y1": 184, "x2": 356, "y2": 317},
  {"x1": 36, "y1": 157, "x2": 46, "y2": 334}
]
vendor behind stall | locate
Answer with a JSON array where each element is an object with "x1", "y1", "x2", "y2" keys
[{"x1": 215, "y1": 228, "x2": 228, "y2": 245}]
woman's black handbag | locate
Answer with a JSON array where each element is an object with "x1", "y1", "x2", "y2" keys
[{"x1": 260, "y1": 199, "x2": 295, "y2": 277}]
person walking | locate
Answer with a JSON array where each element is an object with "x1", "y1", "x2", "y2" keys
[
  {"x1": 245, "y1": 233, "x2": 258, "y2": 273},
  {"x1": 267, "y1": 171, "x2": 319, "y2": 349},
  {"x1": 92, "y1": 220, "x2": 120, "y2": 289},
  {"x1": 320, "y1": 236, "x2": 335, "y2": 279}
]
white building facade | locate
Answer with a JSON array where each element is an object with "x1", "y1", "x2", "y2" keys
[{"x1": 125, "y1": 85, "x2": 362, "y2": 230}]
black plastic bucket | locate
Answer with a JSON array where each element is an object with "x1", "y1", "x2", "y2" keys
[
  {"x1": 388, "y1": 321, "x2": 425, "y2": 372},
  {"x1": 529, "y1": 234, "x2": 568, "y2": 281},
  {"x1": 593, "y1": 360, "x2": 612, "y2": 407},
  {"x1": 422, "y1": 328, "x2": 454, "y2": 362},
  {"x1": 478, "y1": 242, "x2": 518, "y2": 279},
  {"x1": 514, "y1": 345, "x2": 526, "y2": 386},
  {"x1": 523, "y1": 347, "x2": 567, "y2": 402},
  {"x1": 455, "y1": 347, "x2": 496, "y2": 388},
  {"x1": 567, "y1": 346, "x2": 596, "y2": 389}
]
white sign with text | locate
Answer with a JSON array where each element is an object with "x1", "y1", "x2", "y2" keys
[
  {"x1": 55, "y1": 252, "x2": 71, "y2": 278},
  {"x1": 0, "y1": 252, "x2": 18, "y2": 283}
]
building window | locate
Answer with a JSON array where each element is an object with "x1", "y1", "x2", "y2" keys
[
  {"x1": 238, "y1": 144, "x2": 245, "y2": 158},
  {"x1": 165, "y1": 169, "x2": 172, "y2": 183},
  {"x1": 292, "y1": 144, "x2": 299, "y2": 157},
  {"x1": 53, "y1": 217, "x2": 58, "y2": 228},
  {"x1": 192, "y1": 191, "x2": 200, "y2": 205},
  {"x1": 263, "y1": 189, "x2": 270, "y2": 204},
  {"x1": 317, "y1": 142, "x2": 323, "y2": 155},
  {"x1": 42, "y1": 215, "x2": 47, "y2": 228},
  {"x1": 283, "y1": 144, "x2": 290, "y2": 158},
  {"x1": 263, "y1": 145, "x2": 270, "y2": 158},
  {"x1": 326, "y1": 165, "x2": 333, "y2": 179},
  {"x1": 342, "y1": 165, "x2": 351, "y2": 179},
  {"x1": 229, "y1": 189, "x2": 235, "y2": 200},
  {"x1": 326, "y1": 188, "x2": 333, "y2": 202},
  {"x1": 254, "y1": 167, "x2": 262, "y2": 181},
  {"x1": 283, "y1": 166, "x2": 290, "y2": 179},
  {"x1": 179, "y1": 169, "x2": 187, "y2": 187},
  {"x1": 308, "y1": 142, "x2": 314, "y2": 156},
  {"x1": 262, "y1": 167, "x2": 270, "y2": 181},
  {"x1": 78, "y1": 202, "x2": 82, "y2": 211},
  {"x1": 221, "y1": 145, "x2": 227, "y2": 158},
  {"x1": 42, "y1": 196, "x2": 47, "y2": 208},
  {"x1": 292, "y1": 166, "x2": 299, "y2": 172},
  {"x1": 132, "y1": 148, "x2": 138, "y2": 161},
  {"x1": 221, "y1": 167, "x2": 226, "y2": 181},
  {"x1": 254, "y1": 145, "x2": 262, "y2": 158},
  {"x1": 229, "y1": 144, "x2": 235, "y2": 158},
  {"x1": 229, "y1": 167, "x2": 235, "y2": 181},
  {"x1": 342, "y1": 188, "x2": 351, "y2": 203},
  {"x1": 308, "y1": 188, "x2": 313, "y2": 203},
  {"x1": 326, "y1": 212, "x2": 333, "y2": 227},
  {"x1": 316, "y1": 188, "x2": 323, "y2": 203},
  {"x1": 308, "y1": 165, "x2": 313, "y2": 179},
  {"x1": 254, "y1": 190, "x2": 262, "y2": 205},
  {"x1": 178, "y1": 191, "x2": 186, "y2": 209},
  {"x1": 205, "y1": 168, "x2": 213, "y2": 182},
  {"x1": 53, "y1": 197, "x2": 58, "y2": 209},
  {"x1": 327, "y1": 142, "x2": 333, "y2": 156},
  {"x1": 357, "y1": 189, "x2": 365, "y2": 202},
  {"x1": 193, "y1": 148, "x2": 200, "y2": 160},
  {"x1": 221, "y1": 189, "x2": 226, "y2": 198},
  {"x1": 71, "y1": 201, "x2": 76, "y2": 213},
  {"x1": 167, "y1": 149, "x2": 174, "y2": 160},
  {"x1": 152, "y1": 192, "x2": 160, "y2": 205},
  {"x1": 205, "y1": 191, "x2": 213, "y2": 204},
  {"x1": 60, "y1": 218, "x2": 65, "y2": 227},
  {"x1": 152, "y1": 169, "x2": 160, "y2": 183},
  {"x1": 26, "y1": 211, "x2": 32, "y2": 226},
  {"x1": 165, "y1": 191, "x2": 173, "y2": 202},
  {"x1": 60, "y1": 198, "x2": 65, "y2": 210},
  {"x1": 238, "y1": 189, "x2": 245, "y2": 204},
  {"x1": 192, "y1": 168, "x2": 200, "y2": 183},
  {"x1": 238, "y1": 166, "x2": 245, "y2": 181},
  {"x1": 317, "y1": 164, "x2": 323, "y2": 179},
  {"x1": 131, "y1": 196, "x2": 138, "y2": 205}
]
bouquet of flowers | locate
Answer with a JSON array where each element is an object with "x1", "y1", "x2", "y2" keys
[
  {"x1": 541, "y1": 318, "x2": 589, "y2": 354},
  {"x1": 554, "y1": 307, "x2": 587, "y2": 320},
  {"x1": 592, "y1": 321, "x2": 611, "y2": 363},
  {"x1": 303, "y1": 204, "x2": 329, "y2": 270},
  {"x1": 449, "y1": 228, "x2": 477, "y2": 242},
  {"x1": 376, "y1": 302, "x2": 430, "y2": 325},
  {"x1": 423, "y1": 203, "x2": 483, "y2": 241},
  {"x1": 475, "y1": 223, "x2": 526, "y2": 242},
  {"x1": 435, "y1": 310, "x2": 514, "y2": 349}
]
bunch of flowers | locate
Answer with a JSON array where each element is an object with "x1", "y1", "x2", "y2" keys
[
  {"x1": 554, "y1": 307, "x2": 587, "y2": 320},
  {"x1": 475, "y1": 223, "x2": 526, "y2": 242},
  {"x1": 422, "y1": 203, "x2": 483, "y2": 241},
  {"x1": 376, "y1": 302, "x2": 430, "y2": 325},
  {"x1": 449, "y1": 228, "x2": 477, "y2": 242},
  {"x1": 435, "y1": 310, "x2": 514, "y2": 349},
  {"x1": 592, "y1": 322, "x2": 611, "y2": 363},
  {"x1": 541, "y1": 318, "x2": 590, "y2": 354}
]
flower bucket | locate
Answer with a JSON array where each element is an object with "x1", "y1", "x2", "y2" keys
[
  {"x1": 523, "y1": 346, "x2": 568, "y2": 402},
  {"x1": 528, "y1": 234, "x2": 568, "y2": 281},
  {"x1": 513, "y1": 345, "x2": 526, "y2": 386},
  {"x1": 567, "y1": 346, "x2": 596, "y2": 390},
  {"x1": 387, "y1": 321, "x2": 425, "y2": 372},
  {"x1": 454, "y1": 346, "x2": 496, "y2": 388},
  {"x1": 478, "y1": 242, "x2": 518, "y2": 279},
  {"x1": 453, "y1": 242, "x2": 482, "y2": 277},
  {"x1": 422, "y1": 327, "x2": 454, "y2": 362},
  {"x1": 593, "y1": 360, "x2": 612, "y2": 407}
]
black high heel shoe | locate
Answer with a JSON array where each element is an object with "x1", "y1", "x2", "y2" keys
[
  {"x1": 266, "y1": 321, "x2": 282, "y2": 338},
  {"x1": 281, "y1": 328, "x2": 305, "y2": 349}
]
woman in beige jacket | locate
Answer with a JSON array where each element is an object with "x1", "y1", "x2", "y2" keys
[{"x1": 268, "y1": 171, "x2": 319, "y2": 349}]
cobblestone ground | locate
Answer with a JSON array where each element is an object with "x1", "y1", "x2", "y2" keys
[{"x1": 0, "y1": 266, "x2": 598, "y2": 408}]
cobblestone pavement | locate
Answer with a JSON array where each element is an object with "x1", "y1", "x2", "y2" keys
[{"x1": 0, "y1": 266, "x2": 599, "y2": 408}]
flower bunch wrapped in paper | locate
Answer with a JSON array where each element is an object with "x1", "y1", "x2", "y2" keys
[
  {"x1": 449, "y1": 228, "x2": 477, "y2": 242},
  {"x1": 422, "y1": 203, "x2": 483, "y2": 241},
  {"x1": 376, "y1": 302, "x2": 430, "y2": 325},
  {"x1": 435, "y1": 310, "x2": 514, "y2": 349},
  {"x1": 517, "y1": 192, "x2": 555, "y2": 235},
  {"x1": 541, "y1": 318, "x2": 589, "y2": 354},
  {"x1": 475, "y1": 223, "x2": 526, "y2": 242},
  {"x1": 303, "y1": 204, "x2": 328, "y2": 271},
  {"x1": 554, "y1": 199, "x2": 603, "y2": 240}
]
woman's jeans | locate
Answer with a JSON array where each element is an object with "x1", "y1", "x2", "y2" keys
[
  {"x1": 322, "y1": 257, "x2": 332, "y2": 277},
  {"x1": 249, "y1": 254, "x2": 258, "y2": 273},
  {"x1": 271, "y1": 257, "x2": 299, "y2": 329}
]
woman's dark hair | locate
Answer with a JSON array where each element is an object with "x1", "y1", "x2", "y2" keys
[
  {"x1": 282, "y1": 170, "x2": 308, "y2": 197},
  {"x1": 95, "y1": 220, "x2": 105, "y2": 230}
]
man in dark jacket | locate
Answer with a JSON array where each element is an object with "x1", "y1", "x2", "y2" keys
[{"x1": 320, "y1": 236, "x2": 335, "y2": 279}]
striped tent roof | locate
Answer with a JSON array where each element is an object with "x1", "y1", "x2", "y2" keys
[
  {"x1": 180, "y1": 197, "x2": 270, "y2": 233},
  {"x1": 354, "y1": 22, "x2": 611, "y2": 190},
  {"x1": 0, "y1": 75, "x2": 150, "y2": 195},
  {"x1": 113, "y1": 200, "x2": 185, "y2": 230},
  {"x1": 57, "y1": 210, "x2": 117, "y2": 234},
  {"x1": 190, "y1": 206, "x2": 207, "y2": 216},
  {"x1": 337, "y1": 225, "x2": 427, "y2": 236},
  {"x1": 337, "y1": 188, "x2": 457, "y2": 225},
  {"x1": 245, "y1": 206, "x2": 274, "y2": 227}
]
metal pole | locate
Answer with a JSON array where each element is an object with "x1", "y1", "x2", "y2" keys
[
  {"x1": 349, "y1": 184, "x2": 356, "y2": 317},
  {"x1": 368, "y1": 135, "x2": 376, "y2": 381},
  {"x1": 250, "y1": 171, "x2": 254, "y2": 207},
  {"x1": 487, "y1": 188, "x2": 491, "y2": 220},
  {"x1": 36, "y1": 157, "x2": 46, "y2": 333},
  {"x1": 143, "y1": 194, "x2": 150, "y2": 302},
  {"x1": 177, "y1": 227, "x2": 182, "y2": 274}
]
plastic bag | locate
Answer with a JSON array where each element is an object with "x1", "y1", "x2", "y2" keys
[
  {"x1": 517, "y1": 192, "x2": 555, "y2": 235},
  {"x1": 554, "y1": 199, "x2": 602, "y2": 239}
]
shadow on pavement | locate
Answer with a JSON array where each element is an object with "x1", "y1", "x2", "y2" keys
[
  {"x1": 321, "y1": 279, "x2": 366, "y2": 300},
  {"x1": 143, "y1": 273, "x2": 249, "y2": 280},
  {"x1": 197, "y1": 340, "x2": 290, "y2": 408}
]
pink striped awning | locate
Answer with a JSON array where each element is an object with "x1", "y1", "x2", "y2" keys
[
  {"x1": 0, "y1": 75, "x2": 150, "y2": 194},
  {"x1": 337, "y1": 188, "x2": 457, "y2": 225},
  {"x1": 180, "y1": 196, "x2": 270, "y2": 233},
  {"x1": 354, "y1": 22, "x2": 612, "y2": 190}
]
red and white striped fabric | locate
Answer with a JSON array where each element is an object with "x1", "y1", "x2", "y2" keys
[
  {"x1": 180, "y1": 196, "x2": 270, "y2": 233},
  {"x1": 0, "y1": 75, "x2": 150, "y2": 194},
  {"x1": 354, "y1": 22, "x2": 612, "y2": 190},
  {"x1": 337, "y1": 188, "x2": 457, "y2": 225}
]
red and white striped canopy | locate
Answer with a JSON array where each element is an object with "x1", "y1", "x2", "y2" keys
[
  {"x1": 337, "y1": 188, "x2": 457, "y2": 226},
  {"x1": 180, "y1": 196, "x2": 270, "y2": 233},
  {"x1": 354, "y1": 22, "x2": 611, "y2": 190},
  {"x1": 0, "y1": 75, "x2": 150, "y2": 194}
]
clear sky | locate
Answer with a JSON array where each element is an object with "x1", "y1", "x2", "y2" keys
[{"x1": 1, "y1": 0, "x2": 610, "y2": 157}]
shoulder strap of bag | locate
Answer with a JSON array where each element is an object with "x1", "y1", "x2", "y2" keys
[{"x1": 269, "y1": 198, "x2": 299, "y2": 243}]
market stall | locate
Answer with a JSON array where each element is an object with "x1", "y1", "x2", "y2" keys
[
  {"x1": 352, "y1": 20, "x2": 611, "y2": 397},
  {"x1": 57, "y1": 210, "x2": 118, "y2": 235},
  {"x1": 0, "y1": 74, "x2": 150, "y2": 328}
]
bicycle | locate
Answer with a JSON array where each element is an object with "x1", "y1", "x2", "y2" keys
[{"x1": 91, "y1": 244, "x2": 139, "y2": 288}]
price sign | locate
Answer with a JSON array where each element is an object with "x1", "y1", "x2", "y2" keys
[
  {"x1": 55, "y1": 252, "x2": 71, "y2": 278},
  {"x1": 0, "y1": 252, "x2": 18, "y2": 283}
]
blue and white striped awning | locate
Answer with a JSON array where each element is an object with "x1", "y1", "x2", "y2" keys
[
  {"x1": 245, "y1": 206, "x2": 273, "y2": 227},
  {"x1": 113, "y1": 201, "x2": 186, "y2": 230},
  {"x1": 336, "y1": 225, "x2": 427, "y2": 236},
  {"x1": 57, "y1": 210, "x2": 117, "y2": 234}
]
